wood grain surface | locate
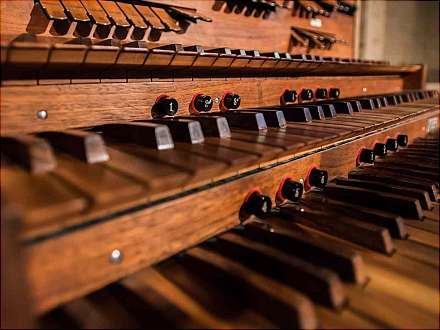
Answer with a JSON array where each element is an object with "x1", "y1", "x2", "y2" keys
[{"x1": 21, "y1": 109, "x2": 438, "y2": 315}]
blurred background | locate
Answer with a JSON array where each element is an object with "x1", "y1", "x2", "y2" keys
[{"x1": 355, "y1": 0, "x2": 439, "y2": 89}]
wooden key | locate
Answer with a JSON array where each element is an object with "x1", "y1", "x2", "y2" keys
[
  {"x1": 204, "y1": 111, "x2": 267, "y2": 131},
  {"x1": 54, "y1": 155, "x2": 144, "y2": 206},
  {"x1": 276, "y1": 204, "x2": 395, "y2": 254},
  {"x1": 286, "y1": 105, "x2": 325, "y2": 120},
  {"x1": 167, "y1": 6, "x2": 213, "y2": 22},
  {"x1": 42, "y1": 289, "x2": 143, "y2": 329},
  {"x1": 332, "y1": 177, "x2": 432, "y2": 210},
  {"x1": 60, "y1": 0, "x2": 92, "y2": 36},
  {"x1": 39, "y1": 0, "x2": 68, "y2": 20},
  {"x1": 1, "y1": 135, "x2": 57, "y2": 174},
  {"x1": 118, "y1": 269, "x2": 232, "y2": 328},
  {"x1": 105, "y1": 146, "x2": 190, "y2": 191},
  {"x1": 230, "y1": 130, "x2": 304, "y2": 151},
  {"x1": 243, "y1": 109, "x2": 287, "y2": 128},
  {"x1": 117, "y1": 2, "x2": 149, "y2": 40},
  {"x1": 112, "y1": 143, "x2": 227, "y2": 180},
  {"x1": 175, "y1": 143, "x2": 258, "y2": 167},
  {"x1": 182, "y1": 248, "x2": 318, "y2": 329},
  {"x1": 177, "y1": 116, "x2": 231, "y2": 138},
  {"x1": 1, "y1": 166, "x2": 87, "y2": 228},
  {"x1": 147, "y1": 119, "x2": 205, "y2": 144},
  {"x1": 204, "y1": 137, "x2": 281, "y2": 161},
  {"x1": 304, "y1": 193, "x2": 407, "y2": 239},
  {"x1": 98, "y1": 0, "x2": 131, "y2": 39},
  {"x1": 285, "y1": 123, "x2": 346, "y2": 138},
  {"x1": 96, "y1": 123, "x2": 174, "y2": 150},
  {"x1": 274, "y1": 106, "x2": 313, "y2": 122},
  {"x1": 38, "y1": 130, "x2": 109, "y2": 164},
  {"x1": 349, "y1": 169, "x2": 438, "y2": 202},
  {"x1": 150, "y1": 7, "x2": 182, "y2": 32},
  {"x1": 135, "y1": 5, "x2": 166, "y2": 30},
  {"x1": 241, "y1": 222, "x2": 368, "y2": 284},
  {"x1": 370, "y1": 163, "x2": 438, "y2": 183},
  {"x1": 80, "y1": 0, "x2": 112, "y2": 38},
  {"x1": 209, "y1": 232, "x2": 346, "y2": 308},
  {"x1": 324, "y1": 184, "x2": 424, "y2": 220}
]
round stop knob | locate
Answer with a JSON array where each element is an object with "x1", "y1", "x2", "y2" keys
[
  {"x1": 282, "y1": 89, "x2": 297, "y2": 103},
  {"x1": 243, "y1": 191, "x2": 272, "y2": 218},
  {"x1": 222, "y1": 93, "x2": 241, "y2": 110},
  {"x1": 152, "y1": 96, "x2": 178, "y2": 118},
  {"x1": 358, "y1": 148, "x2": 375, "y2": 164},
  {"x1": 373, "y1": 143, "x2": 387, "y2": 157},
  {"x1": 386, "y1": 138, "x2": 398, "y2": 151},
  {"x1": 397, "y1": 134, "x2": 408, "y2": 147},
  {"x1": 315, "y1": 88, "x2": 328, "y2": 99},
  {"x1": 192, "y1": 94, "x2": 213, "y2": 113},
  {"x1": 300, "y1": 89, "x2": 314, "y2": 101},
  {"x1": 280, "y1": 179, "x2": 303, "y2": 202},
  {"x1": 329, "y1": 88, "x2": 340, "y2": 98},
  {"x1": 308, "y1": 168, "x2": 328, "y2": 189}
]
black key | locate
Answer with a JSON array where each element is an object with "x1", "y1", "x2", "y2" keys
[
  {"x1": 96, "y1": 122, "x2": 174, "y2": 150},
  {"x1": 146, "y1": 119, "x2": 205, "y2": 144},
  {"x1": 207, "y1": 233, "x2": 346, "y2": 309},
  {"x1": 240, "y1": 222, "x2": 368, "y2": 284},
  {"x1": 177, "y1": 116, "x2": 231, "y2": 138},
  {"x1": 331, "y1": 101, "x2": 353, "y2": 114},
  {"x1": 244, "y1": 109, "x2": 287, "y2": 128},
  {"x1": 332, "y1": 177, "x2": 432, "y2": 210},
  {"x1": 324, "y1": 184, "x2": 424, "y2": 219},
  {"x1": 349, "y1": 168, "x2": 438, "y2": 201}
]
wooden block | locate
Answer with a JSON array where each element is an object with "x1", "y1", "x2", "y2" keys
[
  {"x1": 98, "y1": 0, "x2": 131, "y2": 39},
  {"x1": 116, "y1": 2, "x2": 148, "y2": 40},
  {"x1": 60, "y1": 0, "x2": 92, "y2": 37},
  {"x1": 1, "y1": 135, "x2": 57, "y2": 174}
]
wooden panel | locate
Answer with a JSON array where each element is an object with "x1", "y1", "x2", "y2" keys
[
  {"x1": 0, "y1": 75, "x2": 404, "y2": 135},
  {"x1": 22, "y1": 110, "x2": 438, "y2": 314},
  {"x1": 0, "y1": 0, "x2": 354, "y2": 57}
]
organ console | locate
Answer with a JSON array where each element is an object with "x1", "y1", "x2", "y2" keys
[{"x1": 1, "y1": 0, "x2": 439, "y2": 329}]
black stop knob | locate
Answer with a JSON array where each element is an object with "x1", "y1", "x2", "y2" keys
[
  {"x1": 397, "y1": 134, "x2": 408, "y2": 147},
  {"x1": 309, "y1": 168, "x2": 328, "y2": 189},
  {"x1": 329, "y1": 88, "x2": 341, "y2": 98},
  {"x1": 280, "y1": 179, "x2": 303, "y2": 202},
  {"x1": 152, "y1": 96, "x2": 178, "y2": 117},
  {"x1": 193, "y1": 94, "x2": 213, "y2": 112},
  {"x1": 244, "y1": 192, "x2": 272, "y2": 218},
  {"x1": 223, "y1": 93, "x2": 241, "y2": 110},
  {"x1": 282, "y1": 89, "x2": 297, "y2": 103},
  {"x1": 386, "y1": 138, "x2": 398, "y2": 151},
  {"x1": 359, "y1": 148, "x2": 375, "y2": 164},
  {"x1": 300, "y1": 89, "x2": 314, "y2": 101},
  {"x1": 315, "y1": 88, "x2": 328, "y2": 99},
  {"x1": 373, "y1": 143, "x2": 387, "y2": 157}
]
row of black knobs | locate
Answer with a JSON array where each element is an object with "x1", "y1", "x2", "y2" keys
[
  {"x1": 152, "y1": 88, "x2": 340, "y2": 117},
  {"x1": 358, "y1": 135, "x2": 408, "y2": 163},
  {"x1": 244, "y1": 134, "x2": 409, "y2": 217},
  {"x1": 152, "y1": 93, "x2": 242, "y2": 117},
  {"x1": 282, "y1": 88, "x2": 340, "y2": 103}
]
